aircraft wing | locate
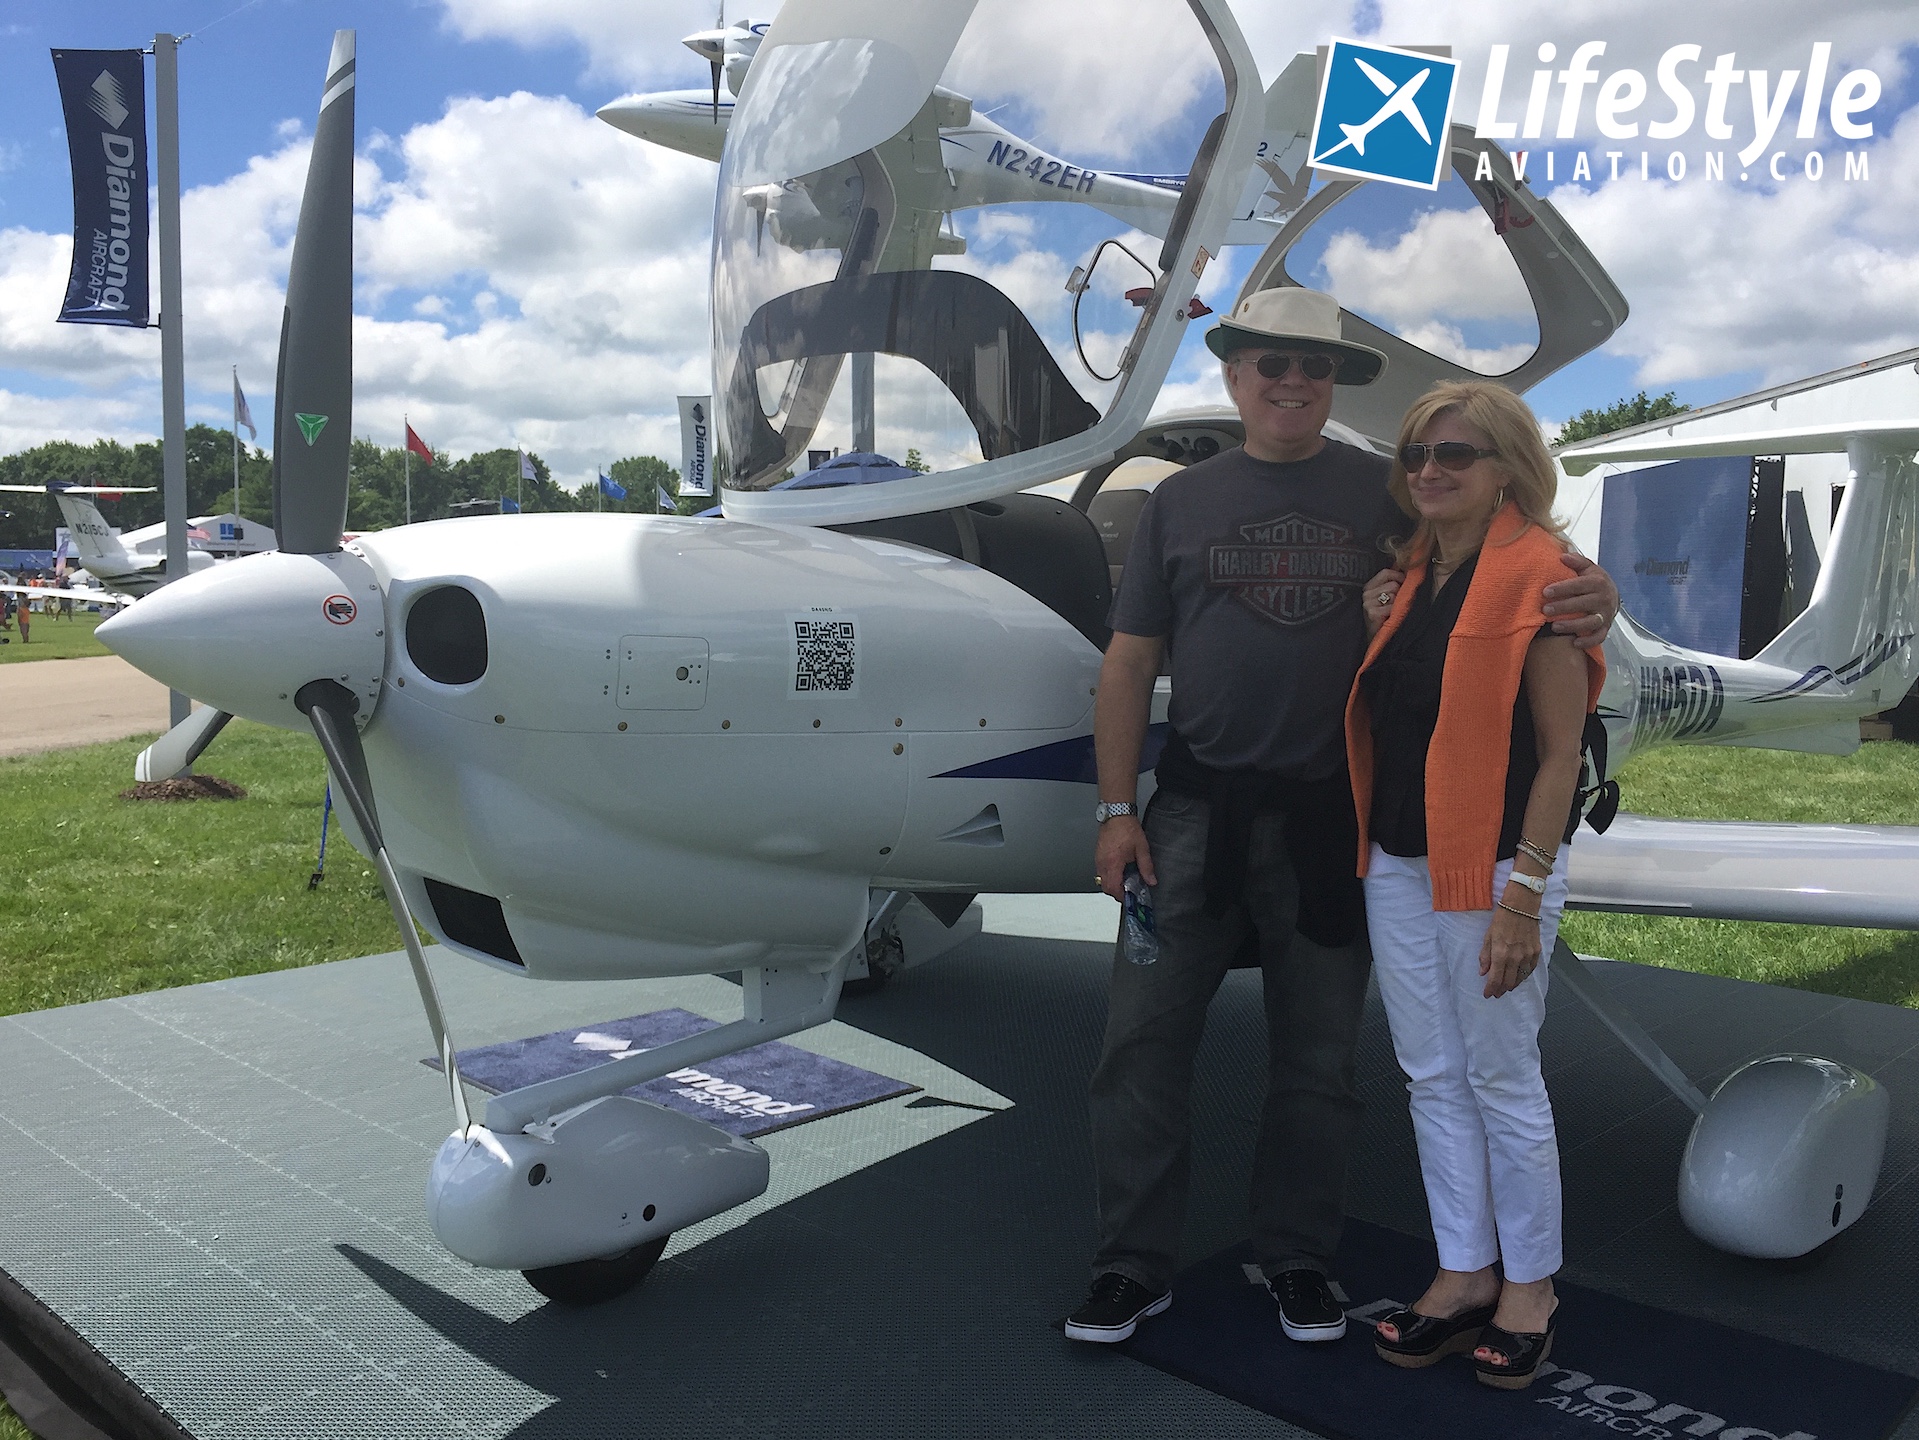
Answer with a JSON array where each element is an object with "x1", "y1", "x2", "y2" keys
[
  {"x1": 0, "y1": 583, "x2": 127, "y2": 604},
  {"x1": 1566, "y1": 813, "x2": 1919, "y2": 928},
  {"x1": 1556, "y1": 347, "x2": 1919, "y2": 474},
  {"x1": 0, "y1": 485, "x2": 157, "y2": 495}
]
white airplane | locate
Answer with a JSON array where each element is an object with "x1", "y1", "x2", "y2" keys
[
  {"x1": 598, "y1": 18, "x2": 1321, "y2": 267},
  {"x1": 0, "y1": 483, "x2": 214, "y2": 599},
  {"x1": 99, "y1": 6, "x2": 1895, "y2": 1304},
  {"x1": 1313, "y1": 57, "x2": 1431, "y2": 163}
]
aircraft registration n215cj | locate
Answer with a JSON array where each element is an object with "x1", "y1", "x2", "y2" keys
[{"x1": 99, "y1": 3, "x2": 1897, "y2": 1301}]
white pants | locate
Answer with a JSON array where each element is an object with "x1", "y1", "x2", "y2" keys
[{"x1": 1364, "y1": 846, "x2": 1566, "y2": 1283}]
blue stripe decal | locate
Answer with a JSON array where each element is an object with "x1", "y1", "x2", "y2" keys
[
  {"x1": 1751, "y1": 633, "x2": 1913, "y2": 701},
  {"x1": 935, "y1": 723, "x2": 1169, "y2": 783}
]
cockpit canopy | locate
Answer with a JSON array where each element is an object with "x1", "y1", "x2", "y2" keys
[{"x1": 711, "y1": 0, "x2": 1260, "y2": 524}]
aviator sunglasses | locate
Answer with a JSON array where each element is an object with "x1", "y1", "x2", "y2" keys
[
  {"x1": 1399, "y1": 441, "x2": 1500, "y2": 472},
  {"x1": 1242, "y1": 352, "x2": 1339, "y2": 381}
]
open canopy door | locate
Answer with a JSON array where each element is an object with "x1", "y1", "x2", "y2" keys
[{"x1": 712, "y1": 0, "x2": 1266, "y2": 526}]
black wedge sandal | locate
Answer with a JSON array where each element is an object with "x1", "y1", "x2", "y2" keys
[
  {"x1": 1372, "y1": 1303, "x2": 1498, "y2": 1368},
  {"x1": 1472, "y1": 1311, "x2": 1558, "y2": 1390}
]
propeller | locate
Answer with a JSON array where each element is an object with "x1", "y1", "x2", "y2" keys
[
  {"x1": 299, "y1": 679, "x2": 470, "y2": 1131},
  {"x1": 102, "y1": 30, "x2": 475, "y2": 1133},
  {"x1": 272, "y1": 30, "x2": 356, "y2": 555},
  {"x1": 709, "y1": 2, "x2": 725, "y2": 123}
]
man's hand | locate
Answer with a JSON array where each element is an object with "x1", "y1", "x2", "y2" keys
[
  {"x1": 1360, "y1": 567, "x2": 1405, "y2": 639},
  {"x1": 1542, "y1": 553, "x2": 1619, "y2": 652},
  {"x1": 1096, "y1": 816, "x2": 1155, "y2": 901}
]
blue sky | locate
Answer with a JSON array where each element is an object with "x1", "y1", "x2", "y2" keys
[{"x1": 0, "y1": 0, "x2": 1915, "y2": 499}]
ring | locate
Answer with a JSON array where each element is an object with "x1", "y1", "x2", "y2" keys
[{"x1": 1376, "y1": 591, "x2": 1390, "y2": 607}]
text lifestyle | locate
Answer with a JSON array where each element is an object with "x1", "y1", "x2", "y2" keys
[{"x1": 1474, "y1": 41, "x2": 1880, "y2": 171}]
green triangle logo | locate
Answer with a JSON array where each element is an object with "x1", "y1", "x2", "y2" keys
[{"x1": 295, "y1": 412, "x2": 328, "y2": 446}]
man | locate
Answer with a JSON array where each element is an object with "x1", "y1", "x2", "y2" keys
[{"x1": 1065, "y1": 287, "x2": 1615, "y2": 1346}]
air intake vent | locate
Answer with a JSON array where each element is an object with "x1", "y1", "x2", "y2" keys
[
  {"x1": 424, "y1": 878, "x2": 524, "y2": 966},
  {"x1": 406, "y1": 586, "x2": 488, "y2": 685},
  {"x1": 936, "y1": 805, "x2": 1003, "y2": 847}
]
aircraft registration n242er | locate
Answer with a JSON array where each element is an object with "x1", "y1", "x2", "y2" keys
[{"x1": 101, "y1": 2, "x2": 1902, "y2": 1303}]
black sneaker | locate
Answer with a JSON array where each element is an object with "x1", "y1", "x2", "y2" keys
[
  {"x1": 1268, "y1": 1269, "x2": 1348, "y2": 1342},
  {"x1": 1064, "y1": 1273, "x2": 1172, "y2": 1343}
]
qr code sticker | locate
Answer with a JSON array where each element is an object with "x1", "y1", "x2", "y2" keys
[{"x1": 793, "y1": 617, "x2": 857, "y2": 693}]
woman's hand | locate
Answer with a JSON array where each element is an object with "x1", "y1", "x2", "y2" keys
[
  {"x1": 1361, "y1": 568, "x2": 1405, "y2": 638},
  {"x1": 1479, "y1": 891, "x2": 1543, "y2": 998}
]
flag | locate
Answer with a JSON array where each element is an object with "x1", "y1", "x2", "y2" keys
[
  {"x1": 52, "y1": 50, "x2": 149, "y2": 327},
  {"x1": 405, "y1": 423, "x2": 434, "y2": 465},
  {"x1": 677, "y1": 395, "x2": 711, "y2": 495},
  {"x1": 233, "y1": 372, "x2": 256, "y2": 439},
  {"x1": 599, "y1": 472, "x2": 626, "y2": 500},
  {"x1": 658, "y1": 479, "x2": 677, "y2": 513},
  {"x1": 500, "y1": 495, "x2": 520, "y2": 514},
  {"x1": 519, "y1": 449, "x2": 536, "y2": 482}
]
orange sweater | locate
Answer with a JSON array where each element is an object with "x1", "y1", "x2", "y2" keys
[{"x1": 1344, "y1": 505, "x2": 1606, "y2": 911}]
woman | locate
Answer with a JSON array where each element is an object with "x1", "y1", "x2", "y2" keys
[{"x1": 1343, "y1": 381, "x2": 1605, "y2": 1390}]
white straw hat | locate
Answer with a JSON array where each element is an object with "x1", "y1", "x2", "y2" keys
[{"x1": 1205, "y1": 286, "x2": 1388, "y2": 385}]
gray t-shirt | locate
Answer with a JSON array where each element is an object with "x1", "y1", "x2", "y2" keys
[{"x1": 1109, "y1": 439, "x2": 1402, "y2": 778}]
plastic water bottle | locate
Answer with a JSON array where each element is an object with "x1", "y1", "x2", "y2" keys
[{"x1": 1122, "y1": 864, "x2": 1159, "y2": 966}]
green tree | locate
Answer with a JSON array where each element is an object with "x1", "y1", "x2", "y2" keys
[
  {"x1": 1555, "y1": 391, "x2": 1690, "y2": 446},
  {"x1": 903, "y1": 448, "x2": 931, "y2": 473},
  {"x1": 572, "y1": 455, "x2": 702, "y2": 515}
]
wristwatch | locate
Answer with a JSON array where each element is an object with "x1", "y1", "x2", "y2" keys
[
  {"x1": 1095, "y1": 801, "x2": 1136, "y2": 823},
  {"x1": 1507, "y1": 870, "x2": 1548, "y2": 895}
]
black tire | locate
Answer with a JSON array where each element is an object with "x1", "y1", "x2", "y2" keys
[{"x1": 522, "y1": 1234, "x2": 670, "y2": 1306}]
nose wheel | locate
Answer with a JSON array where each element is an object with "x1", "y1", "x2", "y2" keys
[{"x1": 522, "y1": 1234, "x2": 672, "y2": 1306}]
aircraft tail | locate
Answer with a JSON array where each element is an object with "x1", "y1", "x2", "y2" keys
[
  {"x1": 51, "y1": 493, "x2": 135, "y2": 568},
  {"x1": 1336, "y1": 123, "x2": 1366, "y2": 157},
  {"x1": 1556, "y1": 347, "x2": 1919, "y2": 718}
]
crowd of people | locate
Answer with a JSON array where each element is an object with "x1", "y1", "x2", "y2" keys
[
  {"x1": 1071, "y1": 287, "x2": 1617, "y2": 1393},
  {"x1": 0, "y1": 578, "x2": 83, "y2": 643}
]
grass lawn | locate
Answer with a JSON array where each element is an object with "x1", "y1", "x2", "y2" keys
[
  {"x1": 1559, "y1": 741, "x2": 1919, "y2": 1008},
  {"x1": 0, "y1": 719, "x2": 394, "y2": 1017},
  {"x1": 0, "y1": 609, "x2": 112, "y2": 663}
]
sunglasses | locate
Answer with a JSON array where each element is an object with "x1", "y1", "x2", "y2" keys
[
  {"x1": 1239, "y1": 352, "x2": 1338, "y2": 381},
  {"x1": 1399, "y1": 442, "x2": 1500, "y2": 472}
]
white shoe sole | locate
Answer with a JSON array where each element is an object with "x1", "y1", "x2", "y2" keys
[
  {"x1": 1279, "y1": 1313, "x2": 1348, "y2": 1343},
  {"x1": 1064, "y1": 1289, "x2": 1172, "y2": 1343}
]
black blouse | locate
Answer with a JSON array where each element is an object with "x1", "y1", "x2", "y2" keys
[{"x1": 1360, "y1": 554, "x2": 1547, "y2": 860}]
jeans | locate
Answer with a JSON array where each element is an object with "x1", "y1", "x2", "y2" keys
[
  {"x1": 1088, "y1": 789, "x2": 1373, "y2": 1292},
  {"x1": 1364, "y1": 847, "x2": 1566, "y2": 1283}
]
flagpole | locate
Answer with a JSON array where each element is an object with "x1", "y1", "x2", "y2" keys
[
  {"x1": 404, "y1": 412, "x2": 412, "y2": 525},
  {"x1": 231, "y1": 365, "x2": 240, "y2": 519},
  {"x1": 155, "y1": 33, "x2": 190, "y2": 734}
]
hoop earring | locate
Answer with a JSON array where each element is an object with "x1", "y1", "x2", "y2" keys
[{"x1": 1495, "y1": 486, "x2": 1508, "y2": 512}]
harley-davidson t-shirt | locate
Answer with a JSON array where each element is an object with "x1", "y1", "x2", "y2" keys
[{"x1": 1109, "y1": 439, "x2": 1403, "y2": 779}]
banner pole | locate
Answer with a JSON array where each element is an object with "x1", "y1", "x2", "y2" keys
[
  {"x1": 154, "y1": 33, "x2": 190, "y2": 734},
  {"x1": 232, "y1": 366, "x2": 240, "y2": 520},
  {"x1": 404, "y1": 414, "x2": 412, "y2": 525}
]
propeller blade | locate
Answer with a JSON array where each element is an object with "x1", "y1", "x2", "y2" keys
[
  {"x1": 297, "y1": 678, "x2": 472, "y2": 1132},
  {"x1": 711, "y1": 57, "x2": 722, "y2": 122},
  {"x1": 134, "y1": 707, "x2": 231, "y2": 782},
  {"x1": 272, "y1": 30, "x2": 356, "y2": 556}
]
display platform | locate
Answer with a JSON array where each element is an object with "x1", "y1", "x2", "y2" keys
[{"x1": 1, "y1": 895, "x2": 1916, "y2": 1440}]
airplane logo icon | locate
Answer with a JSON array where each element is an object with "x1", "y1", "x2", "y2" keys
[
  {"x1": 1308, "y1": 39, "x2": 1459, "y2": 191},
  {"x1": 1317, "y1": 58, "x2": 1430, "y2": 161}
]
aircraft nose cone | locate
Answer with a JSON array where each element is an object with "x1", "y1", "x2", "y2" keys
[{"x1": 98, "y1": 549, "x2": 387, "y2": 731}]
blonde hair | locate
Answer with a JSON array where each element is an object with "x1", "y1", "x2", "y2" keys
[{"x1": 1387, "y1": 380, "x2": 1568, "y2": 569}]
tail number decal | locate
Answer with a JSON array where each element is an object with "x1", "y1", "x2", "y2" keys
[{"x1": 1633, "y1": 662, "x2": 1723, "y2": 745}]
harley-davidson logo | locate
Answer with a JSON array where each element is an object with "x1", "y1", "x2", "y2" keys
[{"x1": 1208, "y1": 511, "x2": 1372, "y2": 626}]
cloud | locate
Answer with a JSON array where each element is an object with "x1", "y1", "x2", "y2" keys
[
  {"x1": 1316, "y1": 206, "x2": 1536, "y2": 323},
  {"x1": 1551, "y1": 106, "x2": 1919, "y2": 384},
  {"x1": 0, "y1": 90, "x2": 719, "y2": 488}
]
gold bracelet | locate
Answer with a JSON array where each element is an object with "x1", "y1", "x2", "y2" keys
[
  {"x1": 1496, "y1": 900, "x2": 1541, "y2": 922},
  {"x1": 1516, "y1": 838, "x2": 1558, "y2": 870}
]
